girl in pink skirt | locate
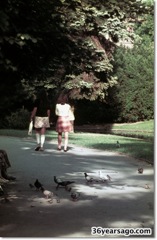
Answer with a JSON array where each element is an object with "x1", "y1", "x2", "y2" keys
[{"x1": 55, "y1": 94, "x2": 72, "y2": 152}]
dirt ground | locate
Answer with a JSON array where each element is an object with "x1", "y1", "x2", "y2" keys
[{"x1": 0, "y1": 136, "x2": 154, "y2": 238}]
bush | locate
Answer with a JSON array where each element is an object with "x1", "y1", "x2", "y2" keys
[{"x1": 5, "y1": 108, "x2": 30, "y2": 129}]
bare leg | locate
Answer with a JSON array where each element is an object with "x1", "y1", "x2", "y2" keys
[
  {"x1": 70, "y1": 121, "x2": 74, "y2": 132},
  {"x1": 64, "y1": 132, "x2": 69, "y2": 151},
  {"x1": 41, "y1": 127, "x2": 46, "y2": 135},
  {"x1": 58, "y1": 132, "x2": 62, "y2": 149}
]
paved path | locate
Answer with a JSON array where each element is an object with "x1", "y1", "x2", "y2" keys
[{"x1": 0, "y1": 136, "x2": 154, "y2": 238}]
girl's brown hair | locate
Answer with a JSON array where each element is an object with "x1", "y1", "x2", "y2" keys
[{"x1": 57, "y1": 93, "x2": 69, "y2": 104}]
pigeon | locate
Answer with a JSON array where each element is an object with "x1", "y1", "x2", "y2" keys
[
  {"x1": 107, "y1": 174, "x2": 111, "y2": 181},
  {"x1": 84, "y1": 172, "x2": 111, "y2": 183},
  {"x1": 54, "y1": 176, "x2": 62, "y2": 184},
  {"x1": 34, "y1": 179, "x2": 43, "y2": 190},
  {"x1": 100, "y1": 174, "x2": 112, "y2": 182},
  {"x1": 29, "y1": 183, "x2": 34, "y2": 189},
  {"x1": 138, "y1": 167, "x2": 143, "y2": 174},
  {"x1": 71, "y1": 192, "x2": 80, "y2": 201},
  {"x1": 116, "y1": 141, "x2": 120, "y2": 148},
  {"x1": 41, "y1": 187, "x2": 53, "y2": 199},
  {"x1": 145, "y1": 184, "x2": 150, "y2": 189},
  {"x1": 54, "y1": 176, "x2": 75, "y2": 189},
  {"x1": 84, "y1": 173, "x2": 93, "y2": 183},
  {"x1": 65, "y1": 185, "x2": 72, "y2": 192}
]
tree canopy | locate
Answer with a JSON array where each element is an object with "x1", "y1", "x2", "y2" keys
[{"x1": 0, "y1": 0, "x2": 153, "y2": 104}]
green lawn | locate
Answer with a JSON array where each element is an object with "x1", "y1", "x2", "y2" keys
[
  {"x1": 111, "y1": 120, "x2": 154, "y2": 139},
  {"x1": 0, "y1": 120, "x2": 154, "y2": 164},
  {"x1": 68, "y1": 132, "x2": 154, "y2": 164},
  {"x1": 74, "y1": 120, "x2": 154, "y2": 140},
  {"x1": 112, "y1": 120, "x2": 154, "y2": 131}
]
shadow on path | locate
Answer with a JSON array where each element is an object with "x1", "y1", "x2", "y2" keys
[{"x1": 0, "y1": 136, "x2": 154, "y2": 238}]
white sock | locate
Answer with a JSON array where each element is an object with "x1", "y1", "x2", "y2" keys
[
  {"x1": 36, "y1": 133, "x2": 40, "y2": 145},
  {"x1": 41, "y1": 135, "x2": 45, "y2": 148}
]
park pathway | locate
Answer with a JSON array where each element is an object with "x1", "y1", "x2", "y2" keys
[{"x1": 0, "y1": 136, "x2": 154, "y2": 238}]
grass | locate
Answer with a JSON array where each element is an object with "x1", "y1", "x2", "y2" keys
[
  {"x1": 111, "y1": 120, "x2": 154, "y2": 140},
  {"x1": 0, "y1": 120, "x2": 154, "y2": 164},
  {"x1": 112, "y1": 120, "x2": 154, "y2": 131},
  {"x1": 76, "y1": 120, "x2": 154, "y2": 140},
  {"x1": 68, "y1": 132, "x2": 154, "y2": 164}
]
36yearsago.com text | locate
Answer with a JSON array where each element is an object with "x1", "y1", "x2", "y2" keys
[{"x1": 91, "y1": 227, "x2": 152, "y2": 237}]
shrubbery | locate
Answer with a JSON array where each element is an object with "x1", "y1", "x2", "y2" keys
[
  {"x1": 5, "y1": 108, "x2": 30, "y2": 129},
  {"x1": 111, "y1": 14, "x2": 154, "y2": 123}
]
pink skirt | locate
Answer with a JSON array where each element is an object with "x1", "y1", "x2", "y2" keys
[{"x1": 56, "y1": 116, "x2": 72, "y2": 133}]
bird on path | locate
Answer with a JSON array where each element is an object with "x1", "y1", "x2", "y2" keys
[
  {"x1": 65, "y1": 185, "x2": 72, "y2": 192},
  {"x1": 84, "y1": 173, "x2": 93, "y2": 183},
  {"x1": 34, "y1": 179, "x2": 43, "y2": 190},
  {"x1": 71, "y1": 192, "x2": 80, "y2": 201},
  {"x1": 54, "y1": 176, "x2": 62, "y2": 184},
  {"x1": 145, "y1": 184, "x2": 150, "y2": 189},
  {"x1": 116, "y1": 141, "x2": 120, "y2": 148},
  {"x1": 84, "y1": 172, "x2": 111, "y2": 183},
  {"x1": 101, "y1": 174, "x2": 112, "y2": 182},
  {"x1": 41, "y1": 187, "x2": 53, "y2": 199},
  {"x1": 54, "y1": 176, "x2": 75, "y2": 189},
  {"x1": 138, "y1": 167, "x2": 143, "y2": 174},
  {"x1": 98, "y1": 171, "x2": 111, "y2": 181},
  {"x1": 29, "y1": 183, "x2": 34, "y2": 189}
]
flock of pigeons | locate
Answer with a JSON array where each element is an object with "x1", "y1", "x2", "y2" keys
[
  {"x1": 29, "y1": 172, "x2": 113, "y2": 203},
  {"x1": 0, "y1": 142, "x2": 147, "y2": 204},
  {"x1": 27, "y1": 140, "x2": 122, "y2": 202},
  {"x1": 1, "y1": 164, "x2": 145, "y2": 203},
  {"x1": 29, "y1": 177, "x2": 79, "y2": 202},
  {"x1": 29, "y1": 166, "x2": 146, "y2": 203}
]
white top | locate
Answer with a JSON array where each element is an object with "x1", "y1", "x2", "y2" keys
[
  {"x1": 55, "y1": 103, "x2": 71, "y2": 117},
  {"x1": 69, "y1": 108, "x2": 75, "y2": 120}
]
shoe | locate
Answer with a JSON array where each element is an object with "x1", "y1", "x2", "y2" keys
[
  {"x1": 7, "y1": 176, "x2": 16, "y2": 181},
  {"x1": 1, "y1": 169, "x2": 16, "y2": 181},
  {"x1": 64, "y1": 149, "x2": 68, "y2": 152},
  {"x1": 39, "y1": 147, "x2": 44, "y2": 151},
  {"x1": 35, "y1": 146, "x2": 40, "y2": 151},
  {"x1": 57, "y1": 148, "x2": 61, "y2": 151},
  {"x1": 0, "y1": 177, "x2": 9, "y2": 183}
]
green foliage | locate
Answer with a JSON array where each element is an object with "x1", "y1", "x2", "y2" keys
[
  {"x1": 5, "y1": 108, "x2": 30, "y2": 129},
  {"x1": 0, "y1": 0, "x2": 154, "y2": 124},
  {"x1": 112, "y1": 14, "x2": 154, "y2": 122},
  {"x1": 75, "y1": 99, "x2": 119, "y2": 124},
  {"x1": 0, "y1": 0, "x2": 154, "y2": 103}
]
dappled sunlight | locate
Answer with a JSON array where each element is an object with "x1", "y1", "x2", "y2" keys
[
  {"x1": 71, "y1": 182, "x2": 153, "y2": 201},
  {"x1": 21, "y1": 147, "x2": 32, "y2": 150},
  {"x1": 0, "y1": 136, "x2": 154, "y2": 237}
]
